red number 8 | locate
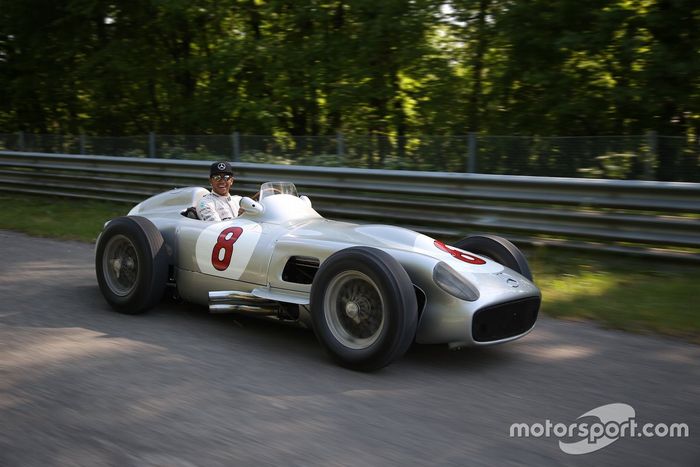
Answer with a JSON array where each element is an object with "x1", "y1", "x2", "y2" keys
[
  {"x1": 434, "y1": 240, "x2": 486, "y2": 265},
  {"x1": 212, "y1": 227, "x2": 243, "y2": 271}
]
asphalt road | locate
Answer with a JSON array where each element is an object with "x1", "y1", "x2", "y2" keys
[{"x1": 1, "y1": 230, "x2": 698, "y2": 466}]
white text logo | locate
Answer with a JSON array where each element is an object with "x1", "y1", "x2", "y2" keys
[{"x1": 509, "y1": 403, "x2": 689, "y2": 455}]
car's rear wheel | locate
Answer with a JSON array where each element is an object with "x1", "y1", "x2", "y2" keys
[
  {"x1": 454, "y1": 234, "x2": 533, "y2": 280},
  {"x1": 310, "y1": 247, "x2": 417, "y2": 371},
  {"x1": 95, "y1": 216, "x2": 169, "y2": 314}
]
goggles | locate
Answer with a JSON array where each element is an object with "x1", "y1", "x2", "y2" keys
[{"x1": 211, "y1": 174, "x2": 233, "y2": 182}]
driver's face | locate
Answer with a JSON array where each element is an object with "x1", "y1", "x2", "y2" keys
[{"x1": 210, "y1": 173, "x2": 233, "y2": 196}]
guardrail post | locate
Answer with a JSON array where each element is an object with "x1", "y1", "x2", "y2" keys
[
  {"x1": 467, "y1": 132, "x2": 477, "y2": 173},
  {"x1": 337, "y1": 131, "x2": 344, "y2": 159},
  {"x1": 645, "y1": 131, "x2": 657, "y2": 180},
  {"x1": 149, "y1": 132, "x2": 157, "y2": 158},
  {"x1": 79, "y1": 133, "x2": 86, "y2": 155},
  {"x1": 17, "y1": 131, "x2": 24, "y2": 151},
  {"x1": 232, "y1": 131, "x2": 240, "y2": 162}
]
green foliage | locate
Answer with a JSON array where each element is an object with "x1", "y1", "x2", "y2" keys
[{"x1": 1, "y1": 0, "x2": 699, "y2": 147}]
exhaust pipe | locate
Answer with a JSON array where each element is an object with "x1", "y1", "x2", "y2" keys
[{"x1": 208, "y1": 290, "x2": 281, "y2": 316}]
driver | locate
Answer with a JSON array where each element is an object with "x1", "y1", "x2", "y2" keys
[{"x1": 196, "y1": 161, "x2": 242, "y2": 221}]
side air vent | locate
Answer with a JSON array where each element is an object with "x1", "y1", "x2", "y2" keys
[{"x1": 282, "y1": 256, "x2": 320, "y2": 284}]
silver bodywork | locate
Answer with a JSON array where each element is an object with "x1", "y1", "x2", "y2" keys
[{"x1": 126, "y1": 185, "x2": 541, "y2": 347}]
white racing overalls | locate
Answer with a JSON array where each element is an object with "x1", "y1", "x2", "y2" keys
[{"x1": 196, "y1": 192, "x2": 242, "y2": 221}]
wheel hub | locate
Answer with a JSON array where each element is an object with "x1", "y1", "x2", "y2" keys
[
  {"x1": 345, "y1": 301, "x2": 360, "y2": 323},
  {"x1": 110, "y1": 258, "x2": 122, "y2": 277}
]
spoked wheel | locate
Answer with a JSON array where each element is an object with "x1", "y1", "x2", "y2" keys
[
  {"x1": 102, "y1": 234, "x2": 140, "y2": 297},
  {"x1": 95, "y1": 216, "x2": 169, "y2": 314},
  {"x1": 323, "y1": 270, "x2": 386, "y2": 350},
  {"x1": 311, "y1": 247, "x2": 417, "y2": 371}
]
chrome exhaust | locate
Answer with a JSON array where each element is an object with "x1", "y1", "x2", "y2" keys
[
  {"x1": 208, "y1": 290, "x2": 281, "y2": 316},
  {"x1": 209, "y1": 304, "x2": 282, "y2": 314}
]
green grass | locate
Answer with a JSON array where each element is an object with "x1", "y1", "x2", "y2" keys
[
  {"x1": 1, "y1": 193, "x2": 698, "y2": 342},
  {"x1": 527, "y1": 247, "x2": 699, "y2": 342},
  {"x1": 0, "y1": 194, "x2": 130, "y2": 242}
]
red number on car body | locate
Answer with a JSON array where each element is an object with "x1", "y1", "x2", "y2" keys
[
  {"x1": 212, "y1": 227, "x2": 243, "y2": 271},
  {"x1": 434, "y1": 240, "x2": 486, "y2": 265}
]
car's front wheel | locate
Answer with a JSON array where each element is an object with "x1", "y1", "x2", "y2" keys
[
  {"x1": 310, "y1": 247, "x2": 417, "y2": 371},
  {"x1": 95, "y1": 216, "x2": 169, "y2": 314}
]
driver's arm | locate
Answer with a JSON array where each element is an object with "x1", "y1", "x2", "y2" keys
[{"x1": 197, "y1": 197, "x2": 222, "y2": 222}]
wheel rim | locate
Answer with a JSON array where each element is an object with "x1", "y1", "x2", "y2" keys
[
  {"x1": 323, "y1": 270, "x2": 385, "y2": 350},
  {"x1": 102, "y1": 234, "x2": 139, "y2": 297}
]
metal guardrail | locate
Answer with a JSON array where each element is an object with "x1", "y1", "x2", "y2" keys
[{"x1": 1, "y1": 151, "x2": 699, "y2": 261}]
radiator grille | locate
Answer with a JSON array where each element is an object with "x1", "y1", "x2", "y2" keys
[{"x1": 472, "y1": 297, "x2": 540, "y2": 342}]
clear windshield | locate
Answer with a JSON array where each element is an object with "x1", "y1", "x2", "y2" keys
[{"x1": 259, "y1": 181, "x2": 298, "y2": 200}]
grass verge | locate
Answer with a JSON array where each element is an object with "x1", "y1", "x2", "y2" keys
[
  {"x1": 527, "y1": 248, "x2": 699, "y2": 343},
  {"x1": 0, "y1": 193, "x2": 129, "y2": 242},
  {"x1": 1, "y1": 193, "x2": 697, "y2": 343}
]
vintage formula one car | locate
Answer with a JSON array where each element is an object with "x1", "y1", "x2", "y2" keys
[{"x1": 95, "y1": 182, "x2": 540, "y2": 370}]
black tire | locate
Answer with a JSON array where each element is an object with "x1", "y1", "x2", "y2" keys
[
  {"x1": 95, "y1": 216, "x2": 169, "y2": 314},
  {"x1": 310, "y1": 247, "x2": 418, "y2": 371},
  {"x1": 453, "y1": 234, "x2": 533, "y2": 281}
]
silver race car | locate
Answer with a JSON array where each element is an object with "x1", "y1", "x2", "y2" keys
[{"x1": 95, "y1": 182, "x2": 541, "y2": 370}]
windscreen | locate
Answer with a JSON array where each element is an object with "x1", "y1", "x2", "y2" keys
[{"x1": 259, "y1": 181, "x2": 298, "y2": 200}]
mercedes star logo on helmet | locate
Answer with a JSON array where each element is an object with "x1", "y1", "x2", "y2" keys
[{"x1": 217, "y1": 162, "x2": 226, "y2": 170}]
